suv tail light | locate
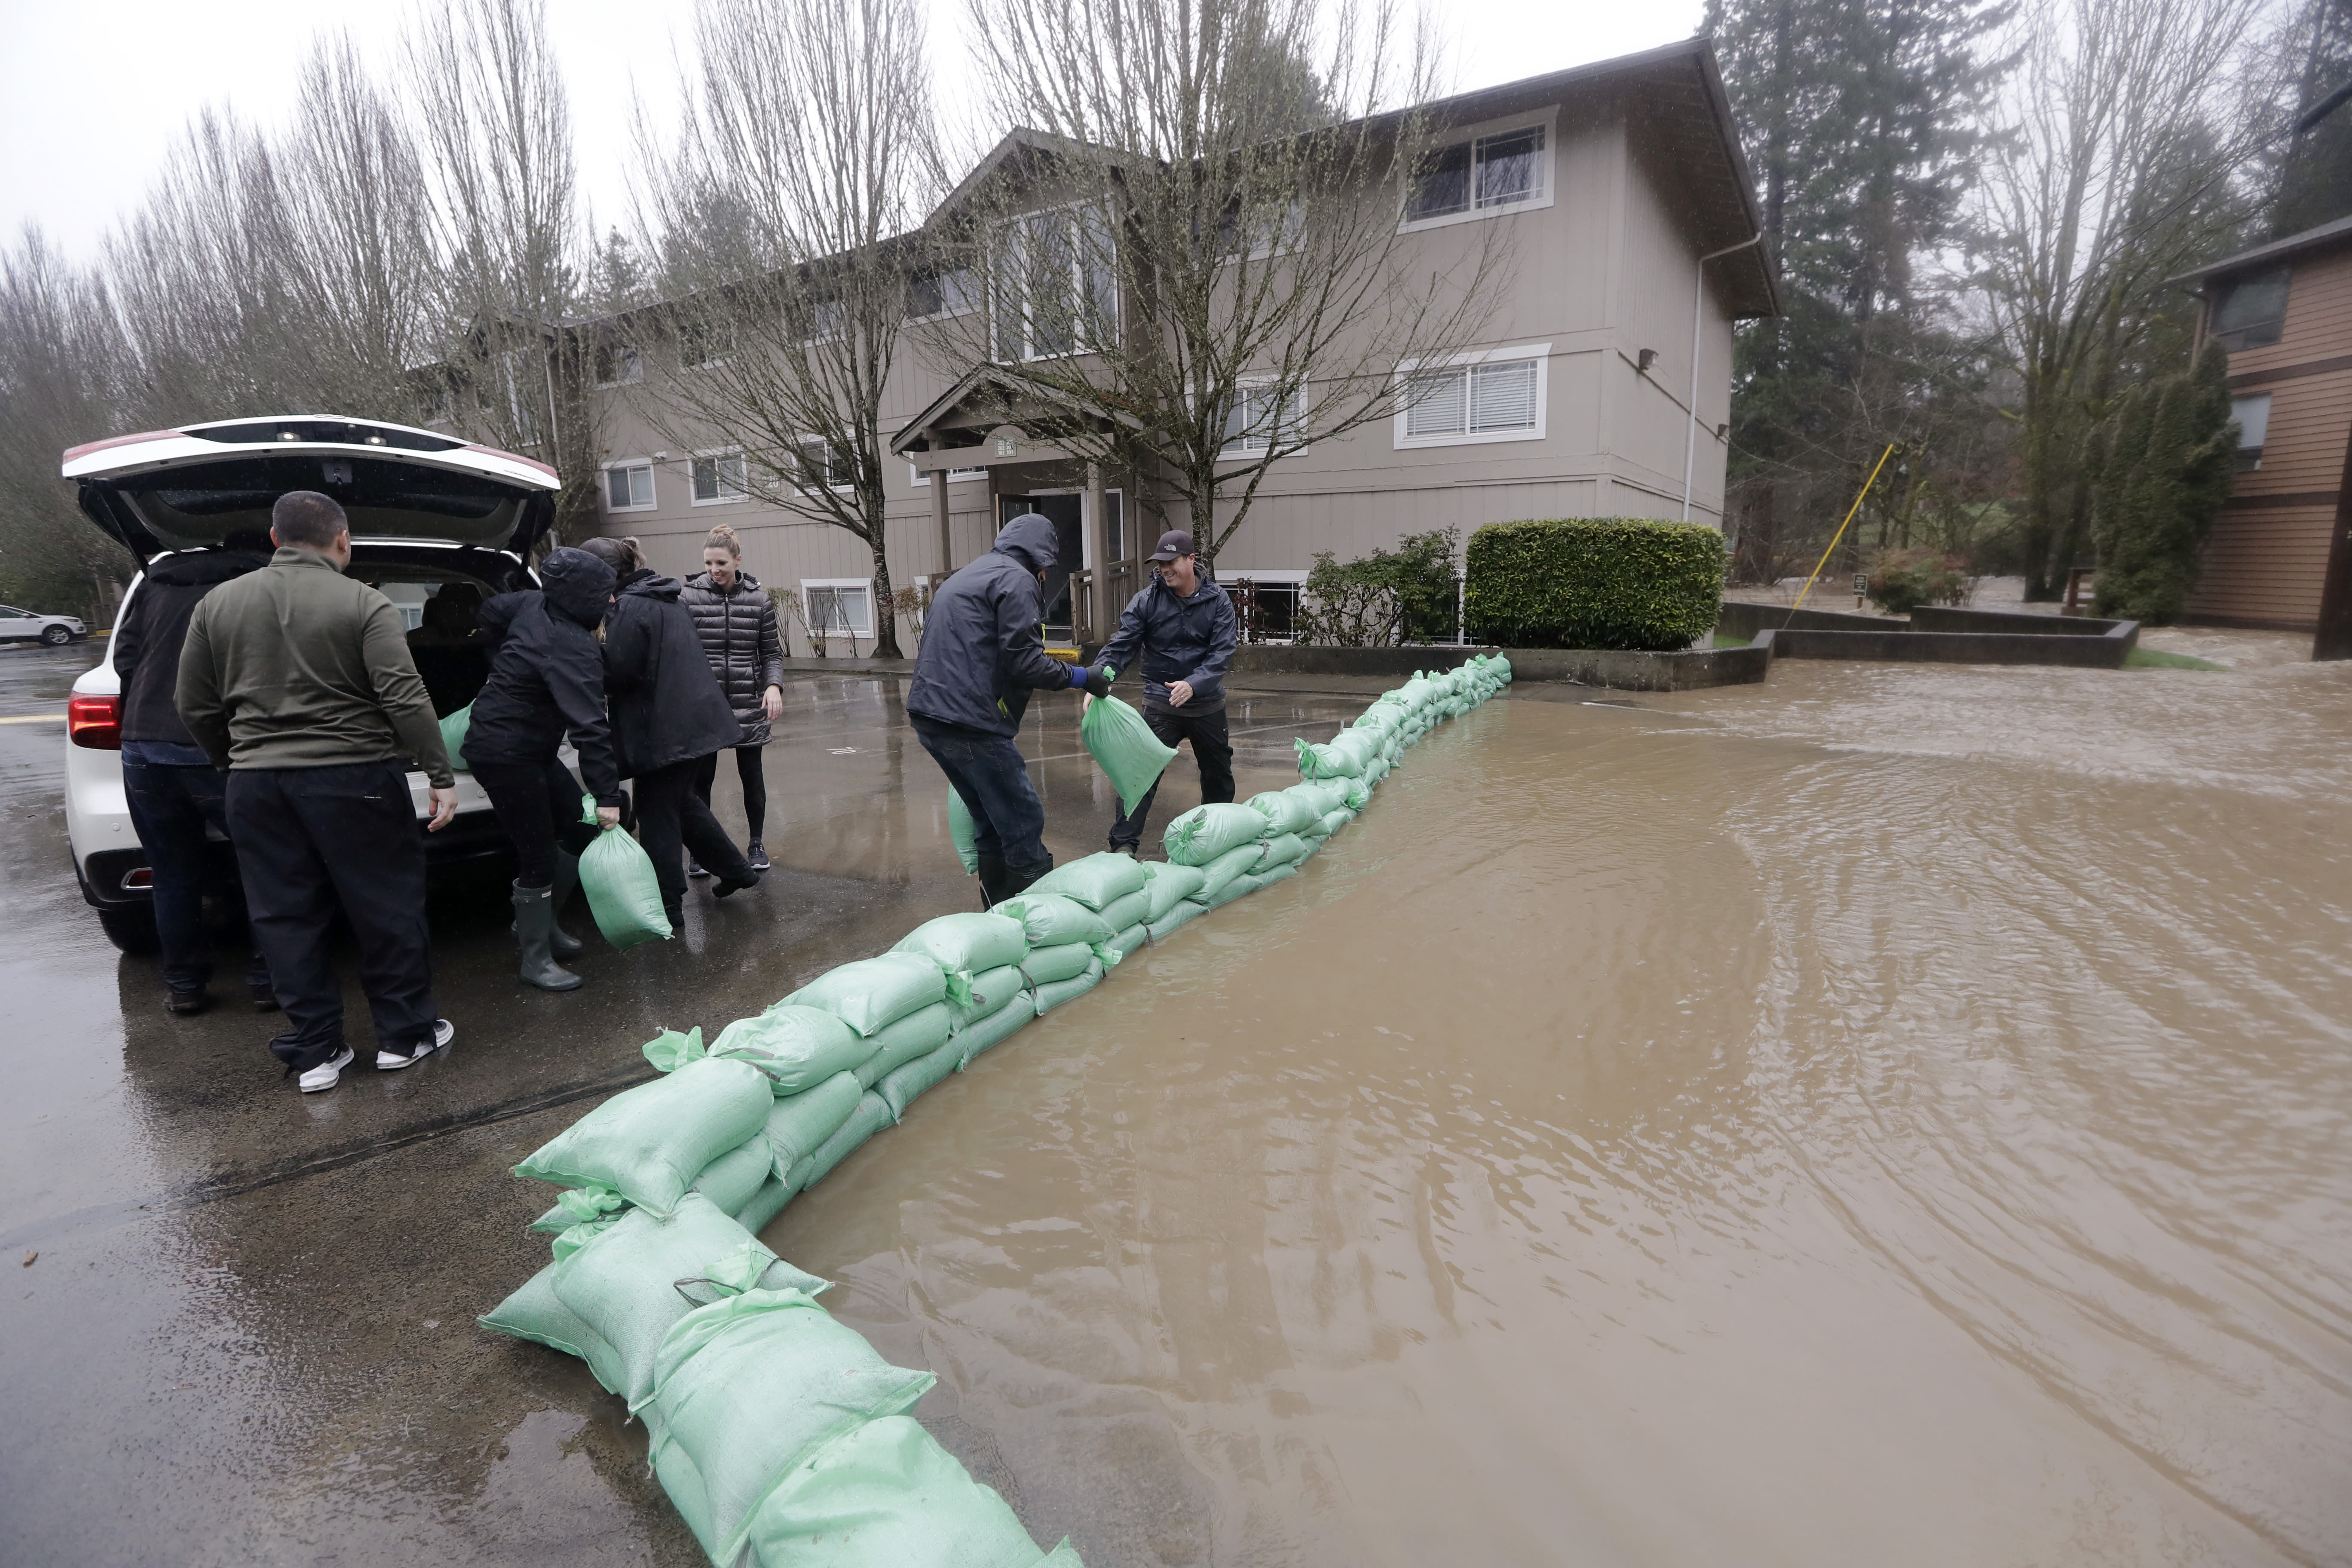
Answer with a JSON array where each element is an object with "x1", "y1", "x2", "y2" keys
[{"x1": 68, "y1": 693, "x2": 122, "y2": 749}]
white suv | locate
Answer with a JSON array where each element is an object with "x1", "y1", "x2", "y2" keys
[
  {"x1": 0, "y1": 605, "x2": 87, "y2": 645},
  {"x1": 62, "y1": 415, "x2": 562, "y2": 953}
]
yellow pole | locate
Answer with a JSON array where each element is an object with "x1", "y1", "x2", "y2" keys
[{"x1": 1788, "y1": 443, "x2": 1897, "y2": 616}]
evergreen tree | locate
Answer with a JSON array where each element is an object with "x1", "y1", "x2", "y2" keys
[
  {"x1": 2090, "y1": 342, "x2": 2236, "y2": 622},
  {"x1": 2272, "y1": 0, "x2": 2352, "y2": 236}
]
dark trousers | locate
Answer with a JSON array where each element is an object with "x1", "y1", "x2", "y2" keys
[
  {"x1": 121, "y1": 758, "x2": 268, "y2": 994},
  {"x1": 915, "y1": 723, "x2": 1050, "y2": 870},
  {"x1": 633, "y1": 756, "x2": 755, "y2": 920},
  {"x1": 472, "y1": 757, "x2": 597, "y2": 887},
  {"x1": 224, "y1": 762, "x2": 436, "y2": 1072},
  {"x1": 1109, "y1": 702, "x2": 1234, "y2": 851},
  {"x1": 691, "y1": 744, "x2": 768, "y2": 840}
]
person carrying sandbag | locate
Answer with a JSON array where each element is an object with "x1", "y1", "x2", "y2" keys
[
  {"x1": 1093, "y1": 529, "x2": 1238, "y2": 857},
  {"x1": 464, "y1": 547, "x2": 625, "y2": 992},
  {"x1": 578, "y1": 536, "x2": 760, "y2": 929},
  {"x1": 906, "y1": 512, "x2": 1111, "y2": 906}
]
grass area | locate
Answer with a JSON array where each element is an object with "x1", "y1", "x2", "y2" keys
[
  {"x1": 1712, "y1": 632, "x2": 1751, "y2": 648},
  {"x1": 2125, "y1": 646, "x2": 2226, "y2": 671}
]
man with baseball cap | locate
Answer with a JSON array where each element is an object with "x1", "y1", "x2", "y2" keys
[{"x1": 1094, "y1": 529, "x2": 1238, "y2": 854}]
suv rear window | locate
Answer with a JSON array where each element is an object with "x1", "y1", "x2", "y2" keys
[{"x1": 183, "y1": 419, "x2": 463, "y2": 453}]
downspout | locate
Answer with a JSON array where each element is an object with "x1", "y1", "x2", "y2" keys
[{"x1": 1681, "y1": 232, "x2": 1767, "y2": 524}]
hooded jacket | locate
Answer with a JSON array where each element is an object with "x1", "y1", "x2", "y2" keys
[
  {"x1": 1098, "y1": 571, "x2": 1239, "y2": 712},
  {"x1": 906, "y1": 513, "x2": 1078, "y2": 738},
  {"x1": 680, "y1": 568, "x2": 786, "y2": 746},
  {"x1": 601, "y1": 569, "x2": 744, "y2": 777},
  {"x1": 462, "y1": 547, "x2": 622, "y2": 802},
  {"x1": 116, "y1": 548, "x2": 267, "y2": 748}
]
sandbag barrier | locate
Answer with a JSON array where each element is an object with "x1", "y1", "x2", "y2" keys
[{"x1": 479, "y1": 656, "x2": 1513, "y2": 1566}]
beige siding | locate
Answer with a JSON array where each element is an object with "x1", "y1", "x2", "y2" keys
[{"x1": 2188, "y1": 505, "x2": 2336, "y2": 627}]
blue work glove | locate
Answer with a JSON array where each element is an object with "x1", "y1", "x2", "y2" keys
[{"x1": 1068, "y1": 664, "x2": 1114, "y2": 698}]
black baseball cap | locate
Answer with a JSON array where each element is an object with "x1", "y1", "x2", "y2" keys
[{"x1": 1148, "y1": 530, "x2": 1196, "y2": 562}]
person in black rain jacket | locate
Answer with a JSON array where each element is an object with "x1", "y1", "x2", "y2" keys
[
  {"x1": 464, "y1": 546, "x2": 621, "y2": 991},
  {"x1": 579, "y1": 536, "x2": 758, "y2": 926},
  {"x1": 906, "y1": 511, "x2": 1110, "y2": 905}
]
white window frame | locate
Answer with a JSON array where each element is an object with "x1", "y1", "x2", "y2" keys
[
  {"x1": 992, "y1": 200, "x2": 1119, "y2": 364},
  {"x1": 2230, "y1": 392, "x2": 2272, "y2": 468},
  {"x1": 801, "y1": 579, "x2": 875, "y2": 637},
  {"x1": 593, "y1": 342, "x2": 643, "y2": 388},
  {"x1": 1219, "y1": 377, "x2": 1305, "y2": 459},
  {"x1": 906, "y1": 264, "x2": 980, "y2": 322},
  {"x1": 908, "y1": 462, "x2": 987, "y2": 487},
  {"x1": 601, "y1": 459, "x2": 656, "y2": 513},
  {"x1": 679, "y1": 317, "x2": 733, "y2": 371},
  {"x1": 1392, "y1": 343, "x2": 1551, "y2": 449},
  {"x1": 1220, "y1": 568, "x2": 1309, "y2": 643},
  {"x1": 1399, "y1": 109, "x2": 1558, "y2": 234},
  {"x1": 690, "y1": 448, "x2": 748, "y2": 505},
  {"x1": 792, "y1": 435, "x2": 857, "y2": 493}
]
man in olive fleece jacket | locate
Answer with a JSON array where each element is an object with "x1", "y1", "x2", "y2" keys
[{"x1": 177, "y1": 491, "x2": 460, "y2": 1092}]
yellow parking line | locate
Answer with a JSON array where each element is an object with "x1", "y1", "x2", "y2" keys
[{"x1": 0, "y1": 714, "x2": 66, "y2": 724}]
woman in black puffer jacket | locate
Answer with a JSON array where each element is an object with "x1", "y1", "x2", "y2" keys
[{"x1": 679, "y1": 523, "x2": 785, "y2": 873}]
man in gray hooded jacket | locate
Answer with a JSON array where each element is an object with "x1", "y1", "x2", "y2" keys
[{"x1": 906, "y1": 513, "x2": 1110, "y2": 904}]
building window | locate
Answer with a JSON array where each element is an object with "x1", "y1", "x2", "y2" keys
[
  {"x1": 1217, "y1": 199, "x2": 1304, "y2": 259},
  {"x1": 1404, "y1": 118, "x2": 1553, "y2": 228},
  {"x1": 1220, "y1": 380, "x2": 1303, "y2": 457},
  {"x1": 907, "y1": 266, "x2": 977, "y2": 320},
  {"x1": 691, "y1": 450, "x2": 747, "y2": 504},
  {"x1": 803, "y1": 580, "x2": 873, "y2": 637},
  {"x1": 499, "y1": 350, "x2": 542, "y2": 444},
  {"x1": 593, "y1": 342, "x2": 643, "y2": 386},
  {"x1": 909, "y1": 462, "x2": 986, "y2": 487},
  {"x1": 794, "y1": 437, "x2": 856, "y2": 492},
  {"x1": 2211, "y1": 268, "x2": 2289, "y2": 351},
  {"x1": 993, "y1": 205, "x2": 1117, "y2": 362},
  {"x1": 799, "y1": 298, "x2": 845, "y2": 342},
  {"x1": 1395, "y1": 345, "x2": 1549, "y2": 447},
  {"x1": 679, "y1": 315, "x2": 733, "y2": 370},
  {"x1": 1227, "y1": 573, "x2": 1305, "y2": 642},
  {"x1": 603, "y1": 460, "x2": 655, "y2": 511},
  {"x1": 2230, "y1": 392, "x2": 2272, "y2": 471}
]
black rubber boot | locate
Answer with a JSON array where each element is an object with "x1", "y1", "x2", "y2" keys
[
  {"x1": 546, "y1": 850, "x2": 585, "y2": 957},
  {"x1": 974, "y1": 851, "x2": 1009, "y2": 909},
  {"x1": 1001, "y1": 856, "x2": 1054, "y2": 902},
  {"x1": 512, "y1": 882, "x2": 583, "y2": 991}
]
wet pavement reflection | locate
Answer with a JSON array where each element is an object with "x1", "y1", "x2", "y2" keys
[{"x1": 1, "y1": 639, "x2": 2347, "y2": 1565}]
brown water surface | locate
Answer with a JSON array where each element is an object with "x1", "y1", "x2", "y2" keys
[{"x1": 772, "y1": 654, "x2": 2352, "y2": 1567}]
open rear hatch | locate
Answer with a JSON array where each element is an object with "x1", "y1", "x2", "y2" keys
[{"x1": 64, "y1": 416, "x2": 560, "y2": 564}]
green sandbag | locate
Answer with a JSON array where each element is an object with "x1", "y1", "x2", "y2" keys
[
  {"x1": 1253, "y1": 833, "x2": 1309, "y2": 872},
  {"x1": 877, "y1": 1038, "x2": 964, "y2": 1121},
  {"x1": 579, "y1": 823, "x2": 674, "y2": 948},
  {"x1": 955, "y1": 990, "x2": 1035, "y2": 1063},
  {"x1": 530, "y1": 1183, "x2": 625, "y2": 1235},
  {"x1": 1204, "y1": 871, "x2": 1265, "y2": 909},
  {"x1": 711, "y1": 1006, "x2": 874, "y2": 1095},
  {"x1": 952, "y1": 965, "x2": 1029, "y2": 1031},
  {"x1": 515, "y1": 1057, "x2": 773, "y2": 1217},
  {"x1": 1294, "y1": 730, "x2": 1379, "y2": 781},
  {"x1": 739, "y1": 1414, "x2": 1063, "y2": 1568},
  {"x1": 648, "y1": 1289, "x2": 935, "y2": 1565},
  {"x1": 1341, "y1": 778, "x2": 1371, "y2": 812},
  {"x1": 530, "y1": 1131, "x2": 768, "y2": 1234},
  {"x1": 1139, "y1": 862, "x2": 1206, "y2": 921},
  {"x1": 1146, "y1": 900, "x2": 1204, "y2": 943},
  {"x1": 1287, "y1": 778, "x2": 1350, "y2": 817},
  {"x1": 1318, "y1": 806, "x2": 1354, "y2": 837},
  {"x1": 1193, "y1": 842, "x2": 1261, "y2": 902},
  {"x1": 1079, "y1": 691, "x2": 1178, "y2": 813},
  {"x1": 735, "y1": 1176, "x2": 795, "y2": 1234},
  {"x1": 764, "y1": 1070, "x2": 864, "y2": 1173},
  {"x1": 1259, "y1": 862, "x2": 1300, "y2": 889},
  {"x1": 993, "y1": 892, "x2": 1113, "y2": 949},
  {"x1": 1096, "y1": 887, "x2": 1152, "y2": 933},
  {"x1": 549, "y1": 1192, "x2": 828, "y2": 1408},
  {"x1": 1107, "y1": 923, "x2": 1149, "y2": 962},
  {"x1": 1245, "y1": 789, "x2": 1321, "y2": 836},
  {"x1": 851, "y1": 1002, "x2": 953, "y2": 1088},
  {"x1": 786, "y1": 1090, "x2": 895, "y2": 1192},
  {"x1": 1026, "y1": 851, "x2": 1149, "y2": 911},
  {"x1": 478, "y1": 1262, "x2": 618, "y2": 1381},
  {"x1": 947, "y1": 788, "x2": 979, "y2": 875},
  {"x1": 894, "y1": 912, "x2": 1028, "y2": 976},
  {"x1": 1033, "y1": 959, "x2": 1104, "y2": 1014},
  {"x1": 1162, "y1": 802, "x2": 1269, "y2": 865},
  {"x1": 441, "y1": 704, "x2": 473, "y2": 772},
  {"x1": 1019, "y1": 940, "x2": 1095, "y2": 987},
  {"x1": 784, "y1": 953, "x2": 949, "y2": 1038}
]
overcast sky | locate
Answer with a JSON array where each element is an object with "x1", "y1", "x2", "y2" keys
[{"x1": 0, "y1": 0, "x2": 1704, "y2": 262}]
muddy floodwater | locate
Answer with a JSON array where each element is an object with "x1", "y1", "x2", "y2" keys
[{"x1": 772, "y1": 645, "x2": 2352, "y2": 1568}]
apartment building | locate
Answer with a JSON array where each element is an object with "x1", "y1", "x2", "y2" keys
[{"x1": 582, "y1": 37, "x2": 1776, "y2": 652}]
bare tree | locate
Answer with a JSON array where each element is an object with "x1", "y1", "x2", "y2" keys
[
  {"x1": 630, "y1": 0, "x2": 941, "y2": 658},
  {"x1": 933, "y1": 0, "x2": 1511, "y2": 567}
]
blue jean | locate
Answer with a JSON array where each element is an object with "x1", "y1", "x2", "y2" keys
[
  {"x1": 914, "y1": 722, "x2": 1051, "y2": 870},
  {"x1": 120, "y1": 757, "x2": 268, "y2": 993}
]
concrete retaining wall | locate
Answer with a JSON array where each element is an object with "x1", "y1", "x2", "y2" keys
[
  {"x1": 1503, "y1": 646, "x2": 1772, "y2": 690},
  {"x1": 1907, "y1": 606, "x2": 2129, "y2": 638},
  {"x1": 1754, "y1": 622, "x2": 2137, "y2": 668},
  {"x1": 1717, "y1": 600, "x2": 1907, "y2": 639},
  {"x1": 1228, "y1": 645, "x2": 1498, "y2": 678}
]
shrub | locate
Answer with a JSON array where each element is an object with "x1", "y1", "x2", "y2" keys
[
  {"x1": 1293, "y1": 527, "x2": 1460, "y2": 646},
  {"x1": 2088, "y1": 340, "x2": 2236, "y2": 624},
  {"x1": 1866, "y1": 548, "x2": 1970, "y2": 616},
  {"x1": 1464, "y1": 519, "x2": 1723, "y2": 650}
]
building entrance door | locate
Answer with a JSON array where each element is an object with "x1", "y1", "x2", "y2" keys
[{"x1": 998, "y1": 493, "x2": 1084, "y2": 642}]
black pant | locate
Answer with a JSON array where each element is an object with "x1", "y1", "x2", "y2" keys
[
  {"x1": 224, "y1": 761, "x2": 436, "y2": 1072},
  {"x1": 916, "y1": 720, "x2": 1050, "y2": 870},
  {"x1": 1109, "y1": 702, "x2": 1234, "y2": 851},
  {"x1": 691, "y1": 744, "x2": 768, "y2": 840},
  {"x1": 121, "y1": 757, "x2": 268, "y2": 994},
  {"x1": 633, "y1": 756, "x2": 755, "y2": 919},
  {"x1": 473, "y1": 758, "x2": 597, "y2": 887}
]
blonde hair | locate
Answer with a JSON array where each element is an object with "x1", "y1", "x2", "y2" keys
[{"x1": 704, "y1": 523, "x2": 743, "y2": 560}]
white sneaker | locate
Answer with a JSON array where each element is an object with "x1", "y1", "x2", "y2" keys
[
  {"x1": 377, "y1": 1018, "x2": 456, "y2": 1072},
  {"x1": 297, "y1": 1046, "x2": 356, "y2": 1093}
]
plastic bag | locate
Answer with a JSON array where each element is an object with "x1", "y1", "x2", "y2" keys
[
  {"x1": 1244, "y1": 789, "x2": 1322, "y2": 836},
  {"x1": 784, "y1": 953, "x2": 948, "y2": 1038},
  {"x1": 877, "y1": 1039, "x2": 964, "y2": 1121},
  {"x1": 894, "y1": 913, "x2": 1028, "y2": 976},
  {"x1": 1294, "y1": 731, "x2": 1378, "y2": 781},
  {"x1": 1258, "y1": 863, "x2": 1300, "y2": 891},
  {"x1": 763, "y1": 1071, "x2": 864, "y2": 1174},
  {"x1": 535, "y1": 1130, "x2": 770, "y2": 1233},
  {"x1": 1318, "y1": 806, "x2": 1354, "y2": 838},
  {"x1": 1162, "y1": 802, "x2": 1270, "y2": 866},
  {"x1": 947, "y1": 788, "x2": 979, "y2": 876},
  {"x1": 1096, "y1": 887, "x2": 1152, "y2": 933},
  {"x1": 1146, "y1": 900, "x2": 1204, "y2": 943},
  {"x1": 1139, "y1": 862, "x2": 1206, "y2": 922},
  {"x1": 441, "y1": 704, "x2": 473, "y2": 773},
  {"x1": 739, "y1": 1415, "x2": 1063, "y2": 1568},
  {"x1": 711, "y1": 1006, "x2": 874, "y2": 1096},
  {"x1": 1106, "y1": 924, "x2": 1149, "y2": 962},
  {"x1": 736, "y1": 1176, "x2": 794, "y2": 1234},
  {"x1": 580, "y1": 824, "x2": 674, "y2": 948},
  {"x1": 1253, "y1": 833, "x2": 1309, "y2": 873},
  {"x1": 785, "y1": 1090, "x2": 894, "y2": 1192},
  {"x1": 1019, "y1": 941, "x2": 1095, "y2": 988},
  {"x1": 955, "y1": 991, "x2": 1036, "y2": 1064},
  {"x1": 1026, "y1": 851, "x2": 1150, "y2": 911},
  {"x1": 478, "y1": 1262, "x2": 617, "y2": 1378},
  {"x1": 646, "y1": 1287, "x2": 935, "y2": 1565},
  {"x1": 851, "y1": 1002, "x2": 953, "y2": 1089},
  {"x1": 952, "y1": 965, "x2": 1029, "y2": 1031},
  {"x1": 1193, "y1": 842, "x2": 1262, "y2": 903},
  {"x1": 1079, "y1": 691, "x2": 1178, "y2": 812},
  {"x1": 514, "y1": 1057, "x2": 773, "y2": 1217},
  {"x1": 1204, "y1": 871, "x2": 1265, "y2": 909},
  {"x1": 993, "y1": 892, "x2": 1114, "y2": 949}
]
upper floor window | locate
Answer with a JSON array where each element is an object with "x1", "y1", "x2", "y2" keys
[
  {"x1": 2211, "y1": 268, "x2": 2289, "y2": 351},
  {"x1": 680, "y1": 315, "x2": 733, "y2": 370},
  {"x1": 604, "y1": 460, "x2": 655, "y2": 512},
  {"x1": 908, "y1": 266, "x2": 977, "y2": 320},
  {"x1": 2230, "y1": 392, "x2": 2271, "y2": 471},
  {"x1": 993, "y1": 205, "x2": 1116, "y2": 362},
  {"x1": 594, "y1": 342, "x2": 643, "y2": 386},
  {"x1": 1218, "y1": 199, "x2": 1304, "y2": 260},
  {"x1": 691, "y1": 450, "x2": 747, "y2": 504},
  {"x1": 794, "y1": 436, "x2": 856, "y2": 492},
  {"x1": 1395, "y1": 344, "x2": 1549, "y2": 447},
  {"x1": 1220, "y1": 380, "x2": 1303, "y2": 457},
  {"x1": 1404, "y1": 118, "x2": 1552, "y2": 229},
  {"x1": 799, "y1": 298, "x2": 845, "y2": 342}
]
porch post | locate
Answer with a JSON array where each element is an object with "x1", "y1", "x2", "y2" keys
[
  {"x1": 925, "y1": 428, "x2": 952, "y2": 582},
  {"x1": 1085, "y1": 460, "x2": 1111, "y2": 648}
]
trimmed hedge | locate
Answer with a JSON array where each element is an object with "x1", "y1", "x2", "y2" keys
[{"x1": 1464, "y1": 519, "x2": 1724, "y2": 650}]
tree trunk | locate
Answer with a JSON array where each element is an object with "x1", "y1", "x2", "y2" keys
[{"x1": 867, "y1": 522, "x2": 903, "y2": 659}]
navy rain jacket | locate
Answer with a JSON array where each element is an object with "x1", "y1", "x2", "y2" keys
[
  {"x1": 463, "y1": 546, "x2": 623, "y2": 803},
  {"x1": 601, "y1": 568, "x2": 743, "y2": 777},
  {"x1": 906, "y1": 513, "x2": 1078, "y2": 738},
  {"x1": 1098, "y1": 572, "x2": 1238, "y2": 711}
]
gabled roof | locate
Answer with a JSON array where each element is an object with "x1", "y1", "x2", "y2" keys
[
  {"x1": 930, "y1": 128, "x2": 1136, "y2": 227},
  {"x1": 2168, "y1": 212, "x2": 2352, "y2": 289},
  {"x1": 888, "y1": 364, "x2": 1146, "y2": 455}
]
